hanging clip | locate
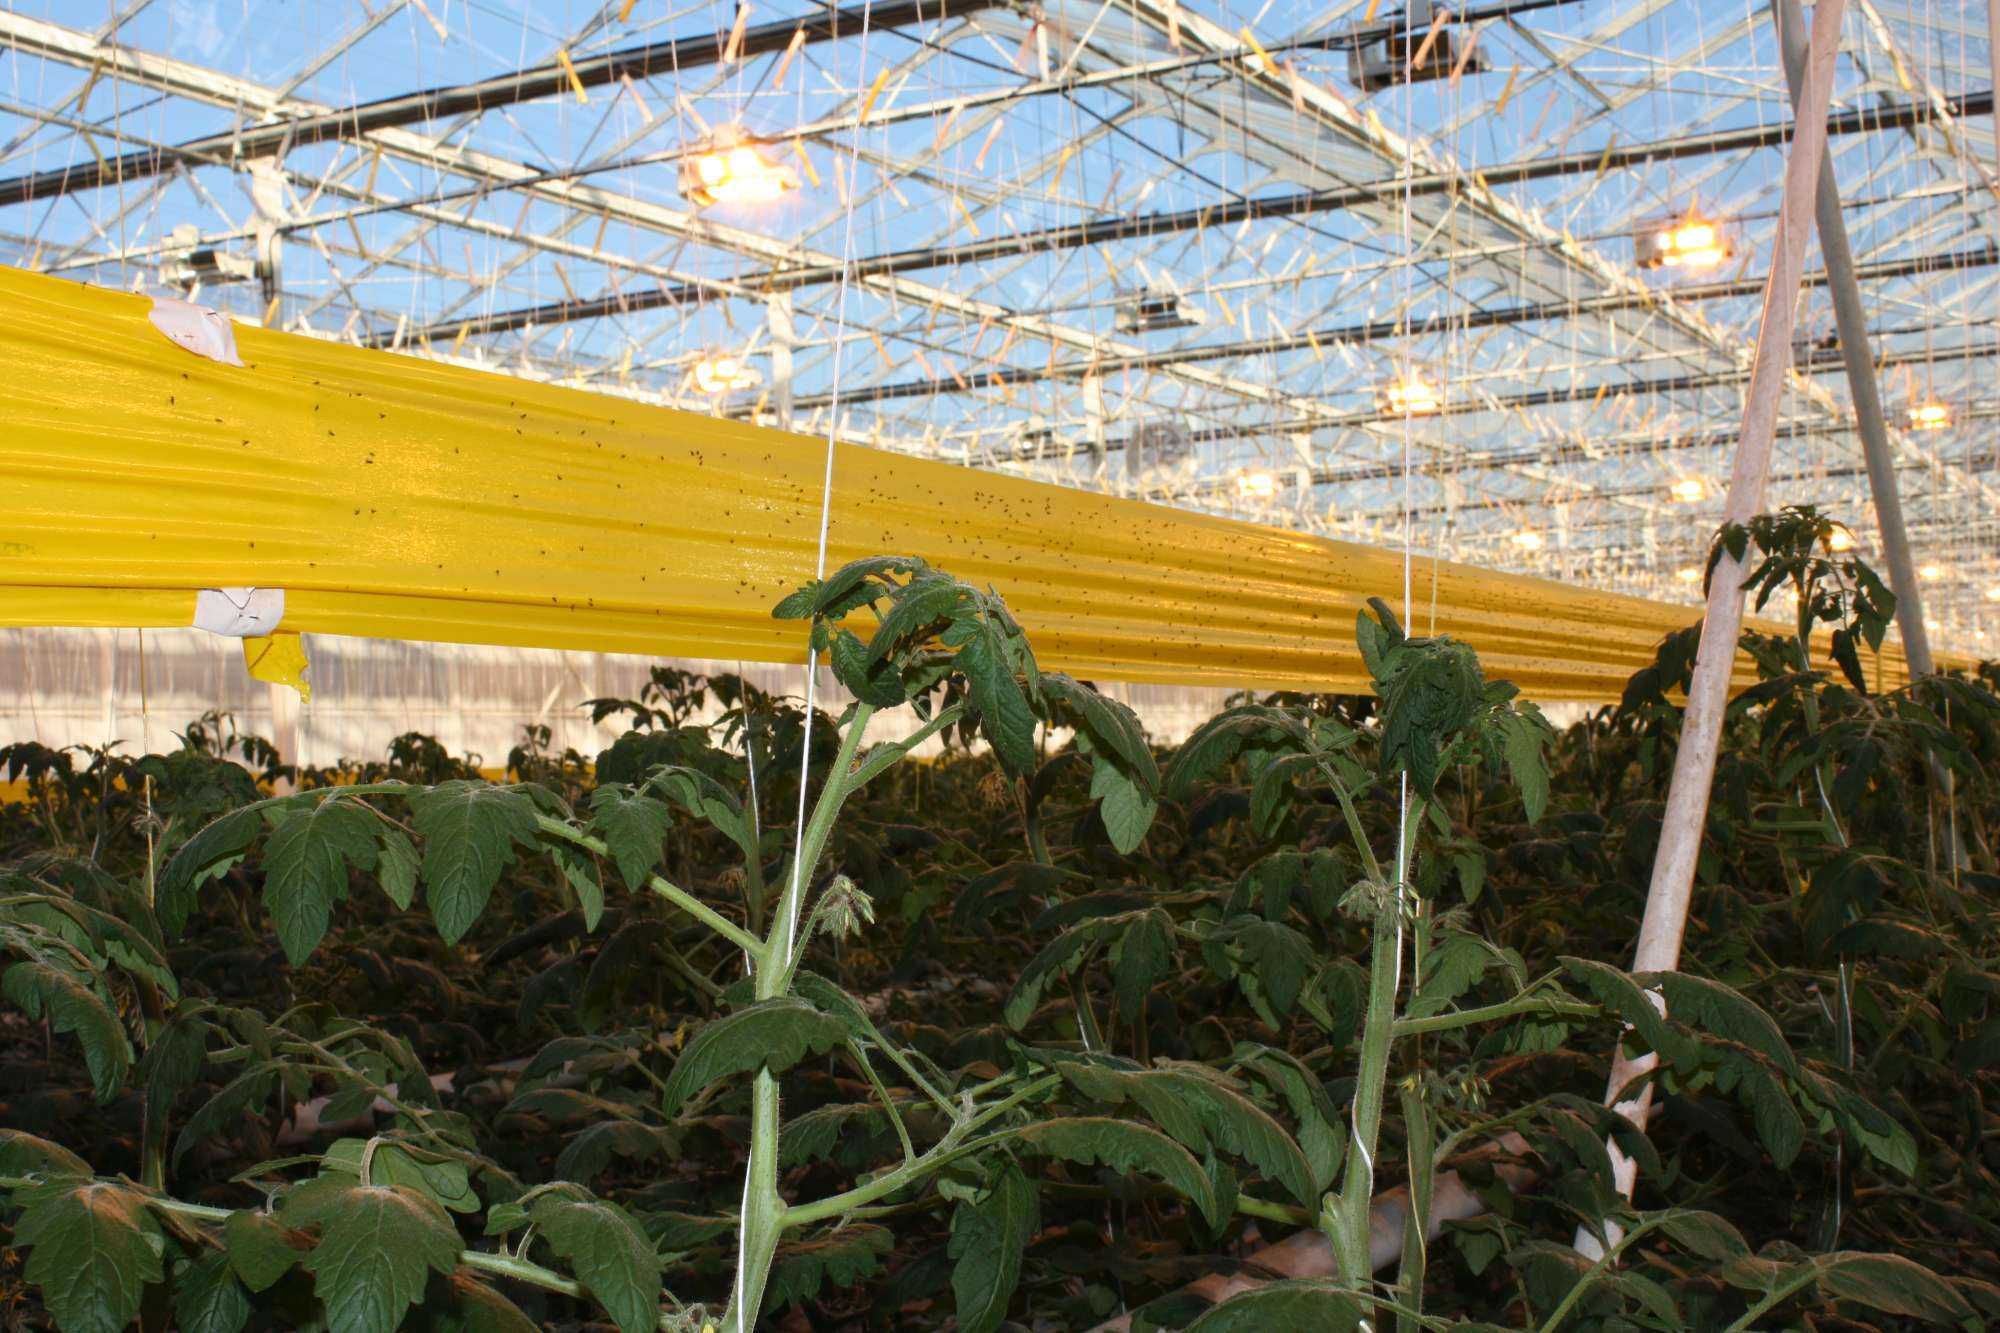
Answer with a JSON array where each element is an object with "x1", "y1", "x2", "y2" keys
[
  {"x1": 194, "y1": 586, "x2": 284, "y2": 636},
  {"x1": 148, "y1": 295, "x2": 245, "y2": 367}
]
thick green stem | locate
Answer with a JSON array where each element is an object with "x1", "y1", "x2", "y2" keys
[
  {"x1": 1327, "y1": 795, "x2": 1425, "y2": 1292},
  {"x1": 1396, "y1": 1084, "x2": 1434, "y2": 1333},
  {"x1": 721, "y1": 703, "x2": 875, "y2": 1333},
  {"x1": 728, "y1": 1072, "x2": 787, "y2": 1333},
  {"x1": 1330, "y1": 895, "x2": 1405, "y2": 1286}
]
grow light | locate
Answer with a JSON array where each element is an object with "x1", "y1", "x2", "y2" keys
[
  {"x1": 1985, "y1": 586, "x2": 2000, "y2": 603},
  {"x1": 1675, "y1": 566, "x2": 1701, "y2": 583},
  {"x1": 1236, "y1": 469, "x2": 1277, "y2": 500},
  {"x1": 1510, "y1": 529, "x2": 1544, "y2": 551},
  {"x1": 692, "y1": 353, "x2": 760, "y2": 394},
  {"x1": 1382, "y1": 374, "x2": 1442, "y2": 417},
  {"x1": 1669, "y1": 478, "x2": 1705, "y2": 503},
  {"x1": 1907, "y1": 401, "x2": 1952, "y2": 431},
  {"x1": 1919, "y1": 562, "x2": 1944, "y2": 581},
  {"x1": 1827, "y1": 528, "x2": 1855, "y2": 553},
  {"x1": 1635, "y1": 215, "x2": 1732, "y2": 271},
  {"x1": 680, "y1": 135, "x2": 796, "y2": 207}
]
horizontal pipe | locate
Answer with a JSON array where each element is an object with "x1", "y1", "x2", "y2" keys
[
  {"x1": 778, "y1": 244, "x2": 1998, "y2": 414},
  {"x1": 363, "y1": 91, "x2": 1992, "y2": 349},
  {"x1": 999, "y1": 336, "x2": 1995, "y2": 470}
]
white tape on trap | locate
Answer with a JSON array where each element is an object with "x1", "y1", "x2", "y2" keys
[
  {"x1": 193, "y1": 587, "x2": 284, "y2": 637},
  {"x1": 148, "y1": 295, "x2": 245, "y2": 367}
]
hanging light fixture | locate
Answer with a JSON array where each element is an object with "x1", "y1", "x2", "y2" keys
[
  {"x1": 1906, "y1": 401, "x2": 1953, "y2": 431},
  {"x1": 1236, "y1": 469, "x2": 1277, "y2": 500},
  {"x1": 680, "y1": 132, "x2": 797, "y2": 207},
  {"x1": 1669, "y1": 478, "x2": 1705, "y2": 503},
  {"x1": 1510, "y1": 529, "x2": 1544, "y2": 551},
  {"x1": 1634, "y1": 214, "x2": 1733, "y2": 271},
  {"x1": 692, "y1": 352, "x2": 760, "y2": 394},
  {"x1": 1381, "y1": 373, "x2": 1442, "y2": 416}
]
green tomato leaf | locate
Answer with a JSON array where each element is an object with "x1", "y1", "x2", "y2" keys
[
  {"x1": 659, "y1": 996, "x2": 848, "y2": 1117},
  {"x1": 0, "y1": 1127, "x2": 91, "y2": 1178},
  {"x1": 1814, "y1": 1251, "x2": 1974, "y2": 1324},
  {"x1": 1018, "y1": 1117, "x2": 1221, "y2": 1226},
  {"x1": 433, "y1": 1271, "x2": 540, "y2": 1333},
  {"x1": 409, "y1": 782, "x2": 540, "y2": 945},
  {"x1": 261, "y1": 795, "x2": 380, "y2": 964},
  {"x1": 958, "y1": 614, "x2": 1037, "y2": 777},
  {"x1": 587, "y1": 786, "x2": 672, "y2": 890},
  {"x1": 1091, "y1": 758, "x2": 1158, "y2": 854},
  {"x1": 2, "y1": 959, "x2": 132, "y2": 1101},
  {"x1": 1184, "y1": 1278, "x2": 1365, "y2": 1330},
  {"x1": 376, "y1": 827, "x2": 420, "y2": 911},
  {"x1": 159, "y1": 805, "x2": 262, "y2": 931},
  {"x1": 949, "y1": 1163, "x2": 1039, "y2": 1333},
  {"x1": 174, "y1": 1250, "x2": 252, "y2": 1333},
  {"x1": 768, "y1": 1224, "x2": 893, "y2": 1309},
  {"x1": 225, "y1": 1208, "x2": 307, "y2": 1292},
  {"x1": 529, "y1": 1186, "x2": 663, "y2": 1333},
  {"x1": 284, "y1": 1181, "x2": 462, "y2": 1333},
  {"x1": 13, "y1": 1179, "x2": 165, "y2": 1333}
]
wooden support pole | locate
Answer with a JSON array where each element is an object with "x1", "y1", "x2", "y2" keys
[{"x1": 1581, "y1": 0, "x2": 1852, "y2": 1251}]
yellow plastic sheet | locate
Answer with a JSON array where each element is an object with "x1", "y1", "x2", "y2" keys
[{"x1": 0, "y1": 266, "x2": 1922, "y2": 701}]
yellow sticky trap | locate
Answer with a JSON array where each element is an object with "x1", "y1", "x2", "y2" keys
[{"x1": 244, "y1": 633, "x2": 311, "y2": 702}]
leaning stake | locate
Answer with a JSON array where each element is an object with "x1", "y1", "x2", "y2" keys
[
  {"x1": 1580, "y1": 0, "x2": 1852, "y2": 1253},
  {"x1": 1771, "y1": 0, "x2": 1934, "y2": 678}
]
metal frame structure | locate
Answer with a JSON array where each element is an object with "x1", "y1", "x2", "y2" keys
[{"x1": 2, "y1": 0, "x2": 1994, "y2": 649}]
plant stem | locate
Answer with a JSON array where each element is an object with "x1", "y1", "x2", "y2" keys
[
  {"x1": 1327, "y1": 795, "x2": 1425, "y2": 1291},
  {"x1": 5, "y1": 1182, "x2": 600, "y2": 1306},
  {"x1": 1391, "y1": 995, "x2": 1598, "y2": 1038},
  {"x1": 1330, "y1": 894, "x2": 1404, "y2": 1286},
  {"x1": 782, "y1": 1073, "x2": 1061, "y2": 1228},
  {"x1": 1721, "y1": 1266, "x2": 1822, "y2": 1333},
  {"x1": 721, "y1": 703, "x2": 876, "y2": 1333},
  {"x1": 1536, "y1": 1215, "x2": 1665, "y2": 1332},
  {"x1": 533, "y1": 815, "x2": 765, "y2": 957}
]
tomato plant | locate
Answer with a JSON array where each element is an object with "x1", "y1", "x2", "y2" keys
[{"x1": 0, "y1": 535, "x2": 1991, "y2": 1332}]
